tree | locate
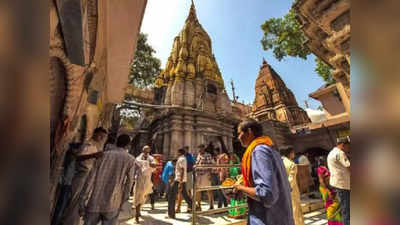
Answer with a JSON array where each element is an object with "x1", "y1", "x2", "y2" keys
[
  {"x1": 261, "y1": 9, "x2": 334, "y2": 84},
  {"x1": 315, "y1": 58, "x2": 335, "y2": 84},
  {"x1": 129, "y1": 33, "x2": 162, "y2": 88},
  {"x1": 112, "y1": 33, "x2": 162, "y2": 131}
]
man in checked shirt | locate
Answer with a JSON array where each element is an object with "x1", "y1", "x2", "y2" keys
[{"x1": 79, "y1": 134, "x2": 136, "y2": 225}]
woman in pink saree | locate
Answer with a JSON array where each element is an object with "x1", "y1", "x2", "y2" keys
[{"x1": 317, "y1": 157, "x2": 343, "y2": 225}]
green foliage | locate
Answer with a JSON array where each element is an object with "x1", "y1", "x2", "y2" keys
[
  {"x1": 261, "y1": 10, "x2": 310, "y2": 61},
  {"x1": 119, "y1": 33, "x2": 161, "y2": 130},
  {"x1": 260, "y1": 9, "x2": 333, "y2": 84},
  {"x1": 129, "y1": 33, "x2": 162, "y2": 88},
  {"x1": 317, "y1": 105, "x2": 324, "y2": 111},
  {"x1": 315, "y1": 58, "x2": 335, "y2": 84}
]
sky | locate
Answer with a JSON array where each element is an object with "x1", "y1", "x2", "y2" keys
[{"x1": 140, "y1": 0, "x2": 324, "y2": 109}]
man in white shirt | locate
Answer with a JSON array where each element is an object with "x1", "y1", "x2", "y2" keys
[
  {"x1": 327, "y1": 137, "x2": 350, "y2": 225},
  {"x1": 167, "y1": 148, "x2": 193, "y2": 219},
  {"x1": 135, "y1": 145, "x2": 157, "y2": 219}
]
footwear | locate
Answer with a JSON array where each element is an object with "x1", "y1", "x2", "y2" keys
[
  {"x1": 175, "y1": 209, "x2": 181, "y2": 213},
  {"x1": 151, "y1": 204, "x2": 155, "y2": 210},
  {"x1": 209, "y1": 206, "x2": 214, "y2": 210},
  {"x1": 186, "y1": 208, "x2": 192, "y2": 213}
]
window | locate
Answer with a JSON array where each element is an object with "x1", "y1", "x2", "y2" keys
[{"x1": 207, "y1": 84, "x2": 217, "y2": 95}]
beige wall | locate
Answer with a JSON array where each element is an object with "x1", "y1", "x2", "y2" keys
[{"x1": 106, "y1": 0, "x2": 147, "y2": 103}]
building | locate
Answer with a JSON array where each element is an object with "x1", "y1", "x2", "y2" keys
[
  {"x1": 293, "y1": 0, "x2": 350, "y2": 114},
  {"x1": 49, "y1": 0, "x2": 148, "y2": 213},
  {"x1": 251, "y1": 59, "x2": 310, "y2": 127}
]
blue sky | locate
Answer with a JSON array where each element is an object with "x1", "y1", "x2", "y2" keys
[{"x1": 140, "y1": 0, "x2": 324, "y2": 109}]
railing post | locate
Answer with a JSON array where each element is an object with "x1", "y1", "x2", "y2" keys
[{"x1": 192, "y1": 167, "x2": 197, "y2": 225}]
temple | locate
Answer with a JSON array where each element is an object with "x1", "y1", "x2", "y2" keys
[
  {"x1": 149, "y1": 2, "x2": 237, "y2": 158},
  {"x1": 251, "y1": 59, "x2": 310, "y2": 126}
]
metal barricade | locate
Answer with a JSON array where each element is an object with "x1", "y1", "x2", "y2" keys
[{"x1": 191, "y1": 164, "x2": 248, "y2": 225}]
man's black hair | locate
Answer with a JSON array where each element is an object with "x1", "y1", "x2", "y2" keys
[
  {"x1": 116, "y1": 134, "x2": 131, "y2": 148},
  {"x1": 279, "y1": 145, "x2": 294, "y2": 157},
  {"x1": 238, "y1": 118, "x2": 263, "y2": 137},
  {"x1": 93, "y1": 127, "x2": 107, "y2": 135},
  {"x1": 178, "y1": 148, "x2": 185, "y2": 155}
]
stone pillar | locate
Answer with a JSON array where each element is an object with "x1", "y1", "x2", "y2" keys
[
  {"x1": 169, "y1": 115, "x2": 183, "y2": 158},
  {"x1": 336, "y1": 82, "x2": 350, "y2": 114},
  {"x1": 183, "y1": 116, "x2": 193, "y2": 149},
  {"x1": 171, "y1": 80, "x2": 184, "y2": 106},
  {"x1": 165, "y1": 84, "x2": 172, "y2": 105},
  {"x1": 184, "y1": 80, "x2": 195, "y2": 107},
  {"x1": 194, "y1": 131, "x2": 204, "y2": 155},
  {"x1": 162, "y1": 130, "x2": 170, "y2": 160},
  {"x1": 194, "y1": 78, "x2": 203, "y2": 109},
  {"x1": 227, "y1": 136, "x2": 234, "y2": 153}
]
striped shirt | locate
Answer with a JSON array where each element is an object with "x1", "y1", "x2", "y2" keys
[{"x1": 80, "y1": 147, "x2": 136, "y2": 212}]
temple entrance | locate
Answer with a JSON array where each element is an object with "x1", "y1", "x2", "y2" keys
[
  {"x1": 301, "y1": 147, "x2": 330, "y2": 159},
  {"x1": 204, "y1": 135, "x2": 223, "y2": 155}
]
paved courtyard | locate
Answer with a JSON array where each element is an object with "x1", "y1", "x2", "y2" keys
[{"x1": 118, "y1": 200, "x2": 328, "y2": 225}]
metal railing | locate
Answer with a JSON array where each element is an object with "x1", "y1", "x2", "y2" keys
[{"x1": 191, "y1": 164, "x2": 248, "y2": 225}]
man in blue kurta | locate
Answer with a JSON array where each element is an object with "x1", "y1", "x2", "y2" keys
[{"x1": 234, "y1": 119, "x2": 295, "y2": 225}]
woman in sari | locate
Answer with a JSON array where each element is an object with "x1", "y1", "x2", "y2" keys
[{"x1": 317, "y1": 157, "x2": 343, "y2": 225}]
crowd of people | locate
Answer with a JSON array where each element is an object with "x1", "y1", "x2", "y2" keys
[{"x1": 51, "y1": 118, "x2": 350, "y2": 225}]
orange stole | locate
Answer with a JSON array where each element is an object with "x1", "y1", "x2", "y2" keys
[{"x1": 241, "y1": 136, "x2": 274, "y2": 187}]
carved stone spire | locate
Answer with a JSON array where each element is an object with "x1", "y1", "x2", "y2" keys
[
  {"x1": 157, "y1": 1, "x2": 225, "y2": 87},
  {"x1": 252, "y1": 59, "x2": 311, "y2": 126},
  {"x1": 186, "y1": 0, "x2": 198, "y2": 23}
]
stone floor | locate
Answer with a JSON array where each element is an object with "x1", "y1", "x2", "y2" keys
[{"x1": 118, "y1": 200, "x2": 328, "y2": 225}]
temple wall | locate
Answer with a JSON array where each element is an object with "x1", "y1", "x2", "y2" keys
[{"x1": 153, "y1": 110, "x2": 235, "y2": 160}]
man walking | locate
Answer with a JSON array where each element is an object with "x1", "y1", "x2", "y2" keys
[
  {"x1": 167, "y1": 148, "x2": 192, "y2": 219},
  {"x1": 327, "y1": 137, "x2": 350, "y2": 225},
  {"x1": 233, "y1": 119, "x2": 294, "y2": 225},
  {"x1": 79, "y1": 134, "x2": 136, "y2": 225},
  {"x1": 133, "y1": 145, "x2": 157, "y2": 222},
  {"x1": 62, "y1": 127, "x2": 107, "y2": 225}
]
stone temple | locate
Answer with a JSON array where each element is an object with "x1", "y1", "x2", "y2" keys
[
  {"x1": 251, "y1": 59, "x2": 310, "y2": 126},
  {"x1": 149, "y1": 2, "x2": 237, "y2": 159}
]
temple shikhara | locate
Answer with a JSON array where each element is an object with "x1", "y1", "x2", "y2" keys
[{"x1": 251, "y1": 59, "x2": 310, "y2": 126}]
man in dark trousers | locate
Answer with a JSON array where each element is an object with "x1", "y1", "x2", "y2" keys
[{"x1": 166, "y1": 148, "x2": 192, "y2": 219}]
